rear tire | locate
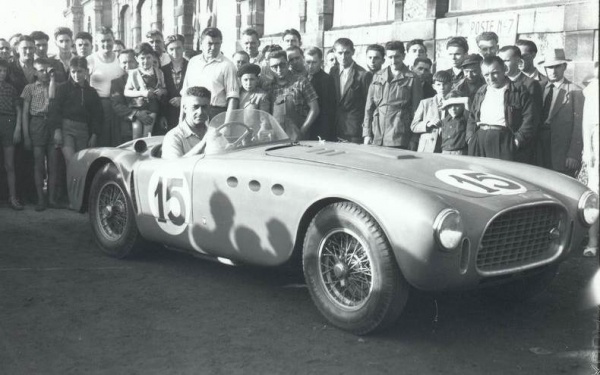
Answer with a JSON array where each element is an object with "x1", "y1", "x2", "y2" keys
[
  {"x1": 303, "y1": 202, "x2": 409, "y2": 335},
  {"x1": 89, "y1": 163, "x2": 144, "y2": 259}
]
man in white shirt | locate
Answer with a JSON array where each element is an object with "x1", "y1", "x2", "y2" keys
[
  {"x1": 162, "y1": 87, "x2": 211, "y2": 159},
  {"x1": 181, "y1": 27, "x2": 239, "y2": 118},
  {"x1": 467, "y1": 56, "x2": 535, "y2": 161}
]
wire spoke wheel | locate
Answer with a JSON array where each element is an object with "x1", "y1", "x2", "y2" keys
[
  {"x1": 96, "y1": 182, "x2": 128, "y2": 241},
  {"x1": 319, "y1": 229, "x2": 373, "y2": 310}
]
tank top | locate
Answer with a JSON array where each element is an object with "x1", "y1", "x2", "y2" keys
[{"x1": 87, "y1": 53, "x2": 124, "y2": 98}]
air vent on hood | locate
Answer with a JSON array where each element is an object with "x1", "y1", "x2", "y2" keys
[{"x1": 305, "y1": 147, "x2": 346, "y2": 156}]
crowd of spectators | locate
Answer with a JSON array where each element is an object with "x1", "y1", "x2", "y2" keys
[{"x1": 0, "y1": 25, "x2": 597, "y2": 254}]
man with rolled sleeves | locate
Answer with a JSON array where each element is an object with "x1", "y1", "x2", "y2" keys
[
  {"x1": 467, "y1": 56, "x2": 535, "y2": 161},
  {"x1": 536, "y1": 49, "x2": 584, "y2": 176},
  {"x1": 181, "y1": 28, "x2": 239, "y2": 118}
]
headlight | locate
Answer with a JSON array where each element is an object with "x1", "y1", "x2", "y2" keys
[
  {"x1": 579, "y1": 190, "x2": 599, "y2": 225},
  {"x1": 433, "y1": 209, "x2": 465, "y2": 250}
]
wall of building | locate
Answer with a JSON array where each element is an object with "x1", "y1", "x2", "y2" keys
[{"x1": 63, "y1": 0, "x2": 599, "y2": 84}]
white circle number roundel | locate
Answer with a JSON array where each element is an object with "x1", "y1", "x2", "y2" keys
[
  {"x1": 147, "y1": 169, "x2": 191, "y2": 235},
  {"x1": 435, "y1": 169, "x2": 527, "y2": 195}
]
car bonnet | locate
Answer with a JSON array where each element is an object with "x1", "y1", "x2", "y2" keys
[{"x1": 265, "y1": 143, "x2": 541, "y2": 198}]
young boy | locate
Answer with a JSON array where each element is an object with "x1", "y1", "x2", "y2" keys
[
  {"x1": 0, "y1": 59, "x2": 24, "y2": 210},
  {"x1": 439, "y1": 92, "x2": 469, "y2": 155},
  {"x1": 21, "y1": 58, "x2": 54, "y2": 211},
  {"x1": 50, "y1": 56, "x2": 103, "y2": 177},
  {"x1": 238, "y1": 63, "x2": 269, "y2": 112},
  {"x1": 124, "y1": 43, "x2": 166, "y2": 139}
]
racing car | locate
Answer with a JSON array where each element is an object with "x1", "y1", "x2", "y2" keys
[{"x1": 67, "y1": 109, "x2": 599, "y2": 335}]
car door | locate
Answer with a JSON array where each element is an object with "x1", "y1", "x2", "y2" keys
[{"x1": 134, "y1": 154, "x2": 203, "y2": 250}]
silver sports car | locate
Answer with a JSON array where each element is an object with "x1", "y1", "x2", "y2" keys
[{"x1": 67, "y1": 109, "x2": 599, "y2": 334}]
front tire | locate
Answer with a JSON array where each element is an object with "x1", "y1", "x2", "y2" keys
[
  {"x1": 303, "y1": 202, "x2": 409, "y2": 335},
  {"x1": 89, "y1": 163, "x2": 143, "y2": 258}
]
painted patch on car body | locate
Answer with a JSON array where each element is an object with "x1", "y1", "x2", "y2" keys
[
  {"x1": 148, "y1": 168, "x2": 191, "y2": 235},
  {"x1": 435, "y1": 169, "x2": 527, "y2": 195}
]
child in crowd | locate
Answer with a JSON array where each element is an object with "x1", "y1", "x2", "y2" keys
[
  {"x1": 439, "y1": 92, "x2": 469, "y2": 155},
  {"x1": 124, "y1": 43, "x2": 166, "y2": 139},
  {"x1": 21, "y1": 58, "x2": 55, "y2": 211},
  {"x1": 49, "y1": 56, "x2": 103, "y2": 169},
  {"x1": 0, "y1": 59, "x2": 24, "y2": 210},
  {"x1": 238, "y1": 63, "x2": 270, "y2": 112}
]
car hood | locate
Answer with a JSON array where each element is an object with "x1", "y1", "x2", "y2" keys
[{"x1": 265, "y1": 142, "x2": 541, "y2": 198}]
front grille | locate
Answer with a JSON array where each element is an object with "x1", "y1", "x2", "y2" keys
[{"x1": 476, "y1": 205, "x2": 563, "y2": 273}]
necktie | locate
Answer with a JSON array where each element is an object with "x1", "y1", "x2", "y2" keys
[{"x1": 542, "y1": 83, "x2": 554, "y2": 122}]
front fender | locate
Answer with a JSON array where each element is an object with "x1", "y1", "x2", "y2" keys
[{"x1": 67, "y1": 147, "x2": 142, "y2": 212}]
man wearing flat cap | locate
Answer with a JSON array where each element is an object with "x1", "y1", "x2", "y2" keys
[
  {"x1": 453, "y1": 54, "x2": 485, "y2": 106},
  {"x1": 536, "y1": 48, "x2": 584, "y2": 176}
]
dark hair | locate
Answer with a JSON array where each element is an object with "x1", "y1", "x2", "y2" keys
[
  {"x1": 326, "y1": 48, "x2": 335, "y2": 55},
  {"x1": 135, "y1": 42, "x2": 156, "y2": 57},
  {"x1": 262, "y1": 44, "x2": 283, "y2": 55},
  {"x1": 242, "y1": 28, "x2": 260, "y2": 39},
  {"x1": 516, "y1": 39, "x2": 538, "y2": 54},
  {"x1": 146, "y1": 29, "x2": 163, "y2": 39},
  {"x1": 74, "y1": 32, "x2": 93, "y2": 43},
  {"x1": 269, "y1": 50, "x2": 288, "y2": 61},
  {"x1": 413, "y1": 57, "x2": 433, "y2": 67},
  {"x1": 54, "y1": 27, "x2": 73, "y2": 40},
  {"x1": 17, "y1": 35, "x2": 35, "y2": 46},
  {"x1": 97, "y1": 27, "x2": 114, "y2": 38},
  {"x1": 232, "y1": 50, "x2": 250, "y2": 59},
  {"x1": 114, "y1": 40, "x2": 126, "y2": 48},
  {"x1": 237, "y1": 63, "x2": 261, "y2": 78},
  {"x1": 304, "y1": 46, "x2": 323, "y2": 60},
  {"x1": 481, "y1": 55, "x2": 505, "y2": 68},
  {"x1": 406, "y1": 39, "x2": 426, "y2": 52},
  {"x1": 286, "y1": 45, "x2": 303, "y2": 56},
  {"x1": 69, "y1": 56, "x2": 88, "y2": 69},
  {"x1": 33, "y1": 57, "x2": 50, "y2": 66},
  {"x1": 119, "y1": 49, "x2": 136, "y2": 59},
  {"x1": 185, "y1": 86, "x2": 211, "y2": 99},
  {"x1": 201, "y1": 27, "x2": 223, "y2": 40},
  {"x1": 433, "y1": 70, "x2": 452, "y2": 83},
  {"x1": 282, "y1": 28, "x2": 301, "y2": 42},
  {"x1": 30, "y1": 31, "x2": 49, "y2": 42},
  {"x1": 476, "y1": 31, "x2": 498, "y2": 44},
  {"x1": 446, "y1": 36, "x2": 469, "y2": 53},
  {"x1": 366, "y1": 44, "x2": 385, "y2": 57},
  {"x1": 498, "y1": 45, "x2": 521, "y2": 58},
  {"x1": 384, "y1": 41, "x2": 405, "y2": 54},
  {"x1": 334, "y1": 38, "x2": 354, "y2": 51},
  {"x1": 165, "y1": 34, "x2": 185, "y2": 47}
]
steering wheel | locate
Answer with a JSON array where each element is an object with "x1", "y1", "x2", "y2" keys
[{"x1": 215, "y1": 122, "x2": 253, "y2": 149}]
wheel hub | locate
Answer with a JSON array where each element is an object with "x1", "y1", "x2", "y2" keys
[
  {"x1": 333, "y1": 262, "x2": 348, "y2": 279},
  {"x1": 103, "y1": 205, "x2": 114, "y2": 218}
]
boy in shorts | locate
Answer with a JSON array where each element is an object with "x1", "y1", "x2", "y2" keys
[
  {"x1": 124, "y1": 43, "x2": 166, "y2": 139},
  {"x1": 0, "y1": 59, "x2": 24, "y2": 210},
  {"x1": 21, "y1": 58, "x2": 53, "y2": 210},
  {"x1": 50, "y1": 56, "x2": 103, "y2": 166}
]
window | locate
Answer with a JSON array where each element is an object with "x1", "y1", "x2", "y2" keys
[{"x1": 332, "y1": 0, "x2": 394, "y2": 27}]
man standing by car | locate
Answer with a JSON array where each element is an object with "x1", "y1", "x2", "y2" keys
[
  {"x1": 467, "y1": 56, "x2": 535, "y2": 161},
  {"x1": 363, "y1": 41, "x2": 422, "y2": 150},
  {"x1": 181, "y1": 28, "x2": 239, "y2": 118},
  {"x1": 162, "y1": 86, "x2": 211, "y2": 160}
]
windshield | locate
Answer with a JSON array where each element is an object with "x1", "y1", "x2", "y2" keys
[{"x1": 203, "y1": 109, "x2": 290, "y2": 154}]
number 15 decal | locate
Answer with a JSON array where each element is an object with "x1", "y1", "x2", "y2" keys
[
  {"x1": 435, "y1": 169, "x2": 527, "y2": 195},
  {"x1": 148, "y1": 169, "x2": 191, "y2": 235}
]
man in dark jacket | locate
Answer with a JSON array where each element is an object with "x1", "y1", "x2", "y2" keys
[
  {"x1": 467, "y1": 56, "x2": 535, "y2": 161},
  {"x1": 329, "y1": 38, "x2": 372, "y2": 143},
  {"x1": 304, "y1": 47, "x2": 336, "y2": 141},
  {"x1": 454, "y1": 54, "x2": 485, "y2": 107}
]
